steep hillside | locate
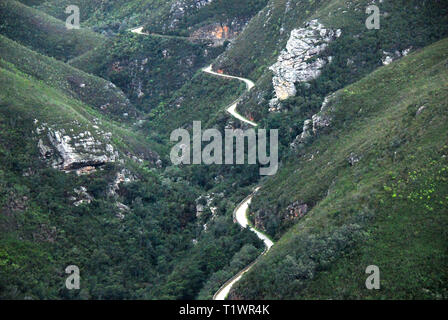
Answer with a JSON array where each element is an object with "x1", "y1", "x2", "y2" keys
[
  {"x1": 0, "y1": 58, "x2": 157, "y2": 171},
  {"x1": 0, "y1": 41, "x2": 263, "y2": 300},
  {"x1": 69, "y1": 33, "x2": 225, "y2": 112},
  {"x1": 210, "y1": 0, "x2": 448, "y2": 139},
  {"x1": 143, "y1": 0, "x2": 268, "y2": 38},
  {"x1": 37, "y1": 0, "x2": 169, "y2": 31},
  {"x1": 146, "y1": 72, "x2": 246, "y2": 135},
  {"x1": 0, "y1": 2, "x2": 265, "y2": 299},
  {"x1": 216, "y1": 0, "x2": 448, "y2": 78},
  {"x1": 37, "y1": 0, "x2": 267, "y2": 39},
  {"x1": 0, "y1": 0, "x2": 447, "y2": 301},
  {"x1": 0, "y1": 35, "x2": 137, "y2": 120},
  {"x1": 0, "y1": 0, "x2": 104, "y2": 61},
  {"x1": 230, "y1": 38, "x2": 448, "y2": 299}
]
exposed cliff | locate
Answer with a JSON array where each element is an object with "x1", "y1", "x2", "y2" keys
[
  {"x1": 269, "y1": 20, "x2": 341, "y2": 102},
  {"x1": 190, "y1": 18, "x2": 249, "y2": 46},
  {"x1": 35, "y1": 120, "x2": 118, "y2": 172}
]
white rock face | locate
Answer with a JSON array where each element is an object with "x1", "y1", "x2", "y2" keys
[
  {"x1": 382, "y1": 53, "x2": 394, "y2": 66},
  {"x1": 291, "y1": 93, "x2": 339, "y2": 148},
  {"x1": 402, "y1": 47, "x2": 412, "y2": 56},
  {"x1": 35, "y1": 121, "x2": 118, "y2": 171},
  {"x1": 270, "y1": 20, "x2": 341, "y2": 101},
  {"x1": 47, "y1": 130, "x2": 116, "y2": 170},
  {"x1": 37, "y1": 139, "x2": 52, "y2": 159},
  {"x1": 108, "y1": 168, "x2": 136, "y2": 198},
  {"x1": 311, "y1": 95, "x2": 334, "y2": 134},
  {"x1": 72, "y1": 186, "x2": 93, "y2": 207},
  {"x1": 195, "y1": 193, "x2": 224, "y2": 218},
  {"x1": 299, "y1": 119, "x2": 313, "y2": 143},
  {"x1": 381, "y1": 47, "x2": 413, "y2": 66}
]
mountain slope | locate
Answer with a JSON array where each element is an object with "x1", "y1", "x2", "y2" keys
[
  {"x1": 0, "y1": 35, "x2": 137, "y2": 120},
  {"x1": 1, "y1": 0, "x2": 447, "y2": 301},
  {"x1": 211, "y1": 0, "x2": 448, "y2": 134},
  {"x1": 0, "y1": 0, "x2": 104, "y2": 61},
  {"x1": 69, "y1": 32, "x2": 225, "y2": 112},
  {"x1": 230, "y1": 37, "x2": 448, "y2": 299},
  {"x1": 0, "y1": 41, "x2": 262, "y2": 299},
  {"x1": 37, "y1": 0, "x2": 268, "y2": 38},
  {"x1": 216, "y1": 0, "x2": 448, "y2": 79}
]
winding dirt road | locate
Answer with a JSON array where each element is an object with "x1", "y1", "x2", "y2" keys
[
  {"x1": 200, "y1": 70, "x2": 271, "y2": 300},
  {"x1": 130, "y1": 26, "x2": 274, "y2": 300},
  {"x1": 129, "y1": 27, "x2": 189, "y2": 40},
  {"x1": 201, "y1": 65, "x2": 257, "y2": 127},
  {"x1": 213, "y1": 189, "x2": 273, "y2": 300},
  {"x1": 130, "y1": 27, "x2": 257, "y2": 127}
]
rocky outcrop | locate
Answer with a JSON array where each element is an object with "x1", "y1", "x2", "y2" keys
[
  {"x1": 311, "y1": 94, "x2": 334, "y2": 134},
  {"x1": 167, "y1": 0, "x2": 215, "y2": 30},
  {"x1": 34, "y1": 119, "x2": 118, "y2": 172},
  {"x1": 298, "y1": 119, "x2": 313, "y2": 144},
  {"x1": 108, "y1": 168, "x2": 136, "y2": 198},
  {"x1": 382, "y1": 47, "x2": 412, "y2": 66},
  {"x1": 416, "y1": 105, "x2": 426, "y2": 116},
  {"x1": 196, "y1": 193, "x2": 223, "y2": 219},
  {"x1": 285, "y1": 201, "x2": 308, "y2": 221},
  {"x1": 116, "y1": 202, "x2": 130, "y2": 220},
  {"x1": 270, "y1": 20, "x2": 341, "y2": 101},
  {"x1": 190, "y1": 19, "x2": 248, "y2": 46},
  {"x1": 38, "y1": 139, "x2": 53, "y2": 159},
  {"x1": 291, "y1": 93, "x2": 339, "y2": 148},
  {"x1": 347, "y1": 152, "x2": 361, "y2": 166},
  {"x1": 71, "y1": 186, "x2": 93, "y2": 207},
  {"x1": 47, "y1": 129, "x2": 116, "y2": 171}
]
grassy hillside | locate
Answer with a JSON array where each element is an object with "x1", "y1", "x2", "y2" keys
[
  {"x1": 230, "y1": 38, "x2": 448, "y2": 299},
  {"x1": 0, "y1": 0, "x2": 104, "y2": 61},
  {"x1": 0, "y1": 35, "x2": 137, "y2": 120},
  {"x1": 0, "y1": 0, "x2": 268, "y2": 299},
  {"x1": 0, "y1": 59, "x2": 154, "y2": 162},
  {"x1": 216, "y1": 0, "x2": 448, "y2": 172},
  {"x1": 1, "y1": 0, "x2": 446, "y2": 301},
  {"x1": 214, "y1": 0, "x2": 448, "y2": 128}
]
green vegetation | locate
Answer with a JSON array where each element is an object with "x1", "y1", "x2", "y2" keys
[
  {"x1": 70, "y1": 33, "x2": 225, "y2": 112},
  {"x1": 1, "y1": 0, "x2": 447, "y2": 300},
  {"x1": 0, "y1": 0, "x2": 104, "y2": 61},
  {"x1": 37, "y1": 0, "x2": 267, "y2": 38},
  {"x1": 147, "y1": 73, "x2": 245, "y2": 135},
  {"x1": 231, "y1": 38, "x2": 448, "y2": 299},
  {"x1": 0, "y1": 38, "x2": 263, "y2": 299},
  {"x1": 224, "y1": 0, "x2": 448, "y2": 133},
  {"x1": 216, "y1": 0, "x2": 448, "y2": 80},
  {"x1": 37, "y1": 0, "x2": 171, "y2": 31},
  {"x1": 0, "y1": 57, "x2": 154, "y2": 162},
  {"x1": 144, "y1": 0, "x2": 269, "y2": 37},
  {"x1": 0, "y1": 35, "x2": 137, "y2": 119},
  {"x1": 197, "y1": 244, "x2": 260, "y2": 299}
]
